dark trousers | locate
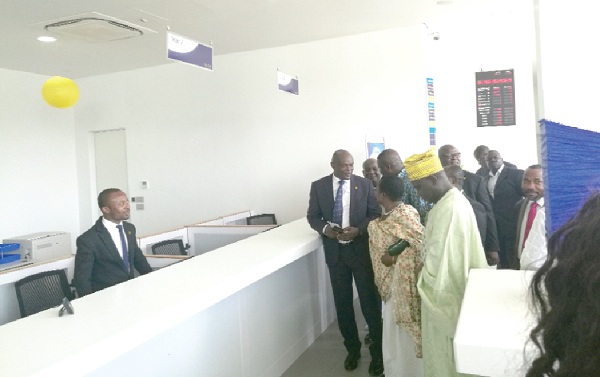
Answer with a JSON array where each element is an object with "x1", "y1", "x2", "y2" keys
[
  {"x1": 496, "y1": 220, "x2": 516, "y2": 269},
  {"x1": 327, "y1": 243, "x2": 382, "y2": 359}
]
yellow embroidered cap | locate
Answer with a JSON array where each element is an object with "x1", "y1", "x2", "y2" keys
[{"x1": 404, "y1": 150, "x2": 444, "y2": 181}]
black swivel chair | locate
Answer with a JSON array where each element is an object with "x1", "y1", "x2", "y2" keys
[
  {"x1": 151, "y1": 239, "x2": 189, "y2": 256},
  {"x1": 246, "y1": 214, "x2": 277, "y2": 225},
  {"x1": 15, "y1": 269, "x2": 74, "y2": 318}
]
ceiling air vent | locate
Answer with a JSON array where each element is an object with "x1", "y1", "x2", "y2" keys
[{"x1": 45, "y1": 17, "x2": 143, "y2": 42}]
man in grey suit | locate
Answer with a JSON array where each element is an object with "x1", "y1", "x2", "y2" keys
[
  {"x1": 307, "y1": 150, "x2": 383, "y2": 376},
  {"x1": 74, "y1": 188, "x2": 152, "y2": 297}
]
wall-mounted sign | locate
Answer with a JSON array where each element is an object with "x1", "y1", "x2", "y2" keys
[
  {"x1": 427, "y1": 78, "x2": 436, "y2": 149},
  {"x1": 278, "y1": 71, "x2": 298, "y2": 95},
  {"x1": 365, "y1": 135, "x2": 385, "y2": 159},
  {"x1": 476, "y1": 69, "x2": 515, "y2": 127},
  {"x1": 167, "y1": 32, "x2": 212, "y2": 71}
]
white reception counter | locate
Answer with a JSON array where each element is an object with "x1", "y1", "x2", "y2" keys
[
  {"x1": 0, "y1": 219, "x2": 336, "y2": 377},
  {"x1": 454, "y1": 269, "x2": 537, "y2": 377}
]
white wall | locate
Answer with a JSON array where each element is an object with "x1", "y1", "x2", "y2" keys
[
  {"x1": 74, "y1": 25, "x2": 429, "y2": 236},
  {"x1": 0, "y1": 68, "x2": 80, "y2": 244},
  {"x1": 422, "y1": 2, "x2": 538, "y2": 172},
  {"x1": 536, "y1": 0, "x2": 600, "y2": 133},
  {"x1": 2, "y1": 7, "x2": 543, "y2": 241}
]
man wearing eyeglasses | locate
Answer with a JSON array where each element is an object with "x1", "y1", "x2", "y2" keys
[
  {"x1": 485, "y1": 150, "x2": 524, "y2": 269},
  {"x1": 438, "y1": 145, "x2": 500, "y2": 266}
]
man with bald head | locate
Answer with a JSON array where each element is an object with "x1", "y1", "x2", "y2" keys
[
  {"x1": 474, "y1": 145, "x2": 517, "y2": 177},
  {"x1": 405, "y1": 151, "x2": 487, "y2": 377},
  {"x1": 377, "y1": 149, "x2": 432, "y2": 224},
  {"x1": 307, "y1": 150, "x2": 384, "y2": 376},
  {"x1": 439, "y1": 144, "x2": 500, "y2": 265},
  {"x1": 485, "y1": 150, "x2": 524, "y2": 268},
  {"x1": 362, "y1": 158, "x2": 382, "y2": 187}
]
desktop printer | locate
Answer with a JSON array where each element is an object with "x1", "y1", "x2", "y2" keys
[{"x1": 3, "y1": 232, "x2": 71, "y2": 262}]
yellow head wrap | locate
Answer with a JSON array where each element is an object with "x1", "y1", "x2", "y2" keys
[{"x1": 404, "y1": 150, "x2": 444, "y2": 181}]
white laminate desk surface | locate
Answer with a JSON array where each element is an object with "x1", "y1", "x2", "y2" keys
[
  {"x1": 0, "y1": 256, "x2": 74, "y2": 286},
  {"x1": 454, "y1": 269, "x2": 537, "y2": 377},
  {"x1": 0, "y1": 219, "x2": 321, "y2": 377}
]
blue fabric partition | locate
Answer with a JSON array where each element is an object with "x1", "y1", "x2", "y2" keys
[{"x1": 540, "y1": 120, "x2": 600, "y2": 234}]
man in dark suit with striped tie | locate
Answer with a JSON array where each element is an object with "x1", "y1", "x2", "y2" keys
[
  {"x1": 307, "y1": 150, "x2": 383, "y2": 376},
  {"x1": 74, "y1": 188, "x2": 152, "y2": 297}
]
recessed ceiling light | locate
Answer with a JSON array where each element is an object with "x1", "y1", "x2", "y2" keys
[
  {"x1": 437, "y1": 0, "x2": 454, "y2": 4},
  {"x1": 37, "y1": 36, "x2": 57, "y2": 42}
]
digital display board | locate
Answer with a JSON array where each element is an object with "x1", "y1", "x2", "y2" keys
[{"x1": 476, "y1": 69, "x2": 515, "y2": 127}]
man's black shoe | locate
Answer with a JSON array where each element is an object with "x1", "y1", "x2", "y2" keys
[
  {"x1": 368, "y1": 357, "x2": 384, "y2": 376},
  {"x1": 344, "y1": 353, "x2": 361, "y2": 371}
]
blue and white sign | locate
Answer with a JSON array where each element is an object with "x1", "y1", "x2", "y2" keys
[
  {"x1": 167, "y1": 32, "x2": 212, "y2": 71},
  {"x1": 365, "y1": 135, "x2": 385, "y2": 159},
  {"x1": 278, "y1": 71, "x2": 299, "y2": 95}
]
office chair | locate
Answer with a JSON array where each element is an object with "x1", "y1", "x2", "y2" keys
[
  {"x1": 246, "y1": 214, "x2": 277, "y2": 225},
  {"x1": 151, "y1": 239, "x2": 189, "y2": 256},
  {"x1": 15, "y1": 269, "x2": 74, "y2": 318}
]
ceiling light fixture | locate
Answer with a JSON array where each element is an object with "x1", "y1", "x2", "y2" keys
[
  {"x1": 37, "y1": 36, "x2": 57, "y2": 42},
  {"x1": 437, "y1": 0, "x2": 454, "y2": 4}
]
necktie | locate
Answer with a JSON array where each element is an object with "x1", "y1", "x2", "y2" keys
[
  {"x1": 116, "y1": 224, "x2": 130, "y2": 272},
  {"x1": 333, "y1": 180, "x2": 345, "y2": 227},
  {"x1": 522, "y1": 202, "x2": 538, "y2": 249}
]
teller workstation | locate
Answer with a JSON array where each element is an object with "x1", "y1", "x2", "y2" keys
[
  {"x1": 0, "y1": 217, "x2": 537, "y2": 377},
  {"x1": 0, "y1": 219, "x2": 336, "y2": 377},
  {"x1": 0, "y1": 210, "x2": 277, "y2": 326}
]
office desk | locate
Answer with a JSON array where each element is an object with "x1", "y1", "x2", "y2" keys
[
  {"x1": 0, "y1": 256, "x2": 74, "y2": 325},
  {"x1": 454, "y1": 269, "x2": 537, "y2": 377},
  {"x1": 0, "y1": 219, "x2": 336, "y2": 377}
]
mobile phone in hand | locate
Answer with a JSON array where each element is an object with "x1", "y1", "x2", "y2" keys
[{"x1": 330, "y1": 224, "x2": 344, "y2": 233}]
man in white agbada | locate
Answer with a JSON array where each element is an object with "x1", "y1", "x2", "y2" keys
[{"x1": 405, "y1": 150, "x2": 488, "y2": 377}]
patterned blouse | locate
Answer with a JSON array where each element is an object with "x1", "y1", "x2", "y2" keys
[
  {"x1": 399, "y1": 169, "x2": 433, "y2": 225},
  {"x1": 368, "y1": 203, "x2": 425, "y2": 357}
]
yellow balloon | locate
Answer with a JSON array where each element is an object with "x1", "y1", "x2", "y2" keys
[{"x1": 41, "y1": 76, "x2": 80, "y2": 108}]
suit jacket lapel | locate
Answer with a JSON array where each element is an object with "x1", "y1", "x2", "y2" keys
[
  {"x1": 124, "y1": 222, "x2": 137, "y2": 275},
  {"x1": 349, "y1": 175, "x2": 358, "y2": 227},
  {"x1": 97, "y1": 220, "x2": 128, "y2": 274},
  {"x1": 496, "y1": 167, "x2": 509, "y2": 187},
  {"x1": 325, "y1": 174, "x2": 335, "y2": 219}
]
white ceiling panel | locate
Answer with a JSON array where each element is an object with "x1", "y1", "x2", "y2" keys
[{"x1": 0, "y1": 0, "x2": 520, "y2": 78}]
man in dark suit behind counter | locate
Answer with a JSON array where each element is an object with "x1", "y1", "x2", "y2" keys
[
  {"x1": 74, "y1": 188, "x2": 152, "y2": 297},
  {"x1": 307, "y1": 150, "x2": 383, "y2": 376}
]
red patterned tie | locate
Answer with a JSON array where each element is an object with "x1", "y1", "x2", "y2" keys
[{"x1": 522, "y1": 202, "x2": 538, "y2": 249}]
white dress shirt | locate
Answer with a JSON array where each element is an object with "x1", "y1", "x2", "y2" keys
[
  {"x1": 322, "y1": 176, "x2": 351, "y2": 244},
  {"x1": 518, "y1": 197, "x2": 547, "y2": 270},
  {"x1": 487, "y1": 164, "x2": 504, "y2": 199},
  {"x1": 102, "y1": 217, "x2": 129, "y2": 260}
]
